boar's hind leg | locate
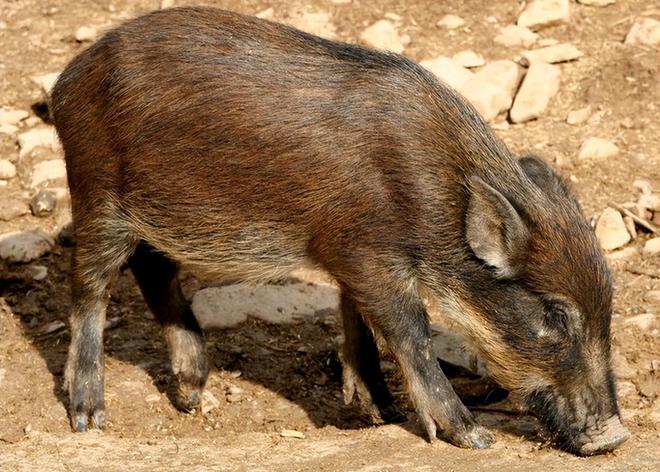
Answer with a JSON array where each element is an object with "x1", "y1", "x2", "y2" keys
[
  {"x1": 128, "y1": 241, "x2": 209, "y2": 412},
  {"x1": 350, "y1": 277, "x2": 493, "y2": 449},
  {"x1": 340, "y1": 291, "x2": 404, "y2": 423}
]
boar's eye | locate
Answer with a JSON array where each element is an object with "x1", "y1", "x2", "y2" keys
[{"x1": 542, "y1": 301, "x2": 579, "y2": 337}]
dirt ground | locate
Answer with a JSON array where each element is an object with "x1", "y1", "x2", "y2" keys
[{"x1": 1, "y1": 0, "x2": 659, "y2": 470}]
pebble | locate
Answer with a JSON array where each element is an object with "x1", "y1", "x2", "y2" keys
[
  {"x1": 419, "y1": 56, "x2": 474, "y2": 91},
  {"x1": 74, "y1": 26, "x2": 97, "y2": 42},
  {"x1": 436, "y1": 14, "x2": 465, "y2": 30},
  {"x1": 595, "y1": 208, "x2": 630, "y2": 250},
  {"x1": 494, "y1": 25, "x2": 538, "y2": 48},
  {"x1": 145, "y1": 393, "x2": 161, "y2": 403},
  {"x1": 0, "y1": 108, "x2": 29, "y2": 126},
  {"x1": 623, "y1": 313, "x2": 656, "y2": 330},
  {"x1": 461, "y1": 78, "x2": 512, "y2": 122},
  {"x1": 616, "y1": 381, "x2": 637, "y2": 398},
  {"x1": 160, "y1": 0, "x2": 175, "y2": 8},
  {"x1": 0, "y1": 229, "x2": 54, "y2": 263},
  {"x1": 509, "y1": 62, "x2": 560, "y2": 123},
  {"x1": 31, "y1": 159, "x2": 67, "y2": 188},
  {"x1": 623, "y1": 216, "x2": 637, "y2": 240},
  {"x1": 26, "y1": 265, "x2": 48, "y2": 281},
  {"x1": 360, "y1": 20, "x2": 408, "y2": 53},
  {"x1": 605, "y1": 246, "x2": 637, "y2": 262},
  {"x1": 18, "y1": 127, "x2": 59, "y2": 158},
  {"x1": 578, "y1": 0, "x2": 615, "y2": 5},
  {"x1": 0, "y1": 159, "x2": 16, "y2": 179},
  {"x1": 452, "y1": 50, "x2": 485, "y2": 68},
  {"x1": 0, "y1": 198, "x2": 30, "y2": 221},
  {"x1": 645, "y1": 290, "x2": 660, "y2": 302},
  {"x1": 280, "y1": 429, "x2": 305, "y2": 439},
  {"x1": 613, "y1": 355, "x2": 637, "y2": 380},
  {"x1": 566, "y1": 106, "x2": 591, "y2": 125},
  {"x1": 577, "y1": 138, "x2": 619, "y2": 160},
  {"x1": 201, "y1": 390, "x2": 220, "y2": 414},
  {"x1": 520, "y1": 43, "x2": 583, "y2": 65},
  {"x1": 624, "y1": 17, "x2": 660, "y2": 47},
  {"x1": 41, "y1": 320, "x2": 65, "y2": 334},
  {"x1": 0, "y1": 123, "x2": 18, "y2": 136},
  {"x1": 638, "y1": 193, "x2": 660, "y2": 212},
  {"x1": 517, "y1": 0, "x2": 570, "y2": 30},
  {"x1": 30, "y1": 189, "x2": 57, "y2": 217},
  {"x1": 31, "y1": 72, "x2": 60, "y2": 96},
  {"x1": 255, "y1": 7, "x2": 274, "y2": 20},
  {"x1": 475, "y1": 60, "x2": 524, "y2": 98},
  {"x1": 290, "y1": 12, "x2": 336, "y2": 40},
  {"x1": 643, "y1": 237, "x2": 660, "y2": 256}
]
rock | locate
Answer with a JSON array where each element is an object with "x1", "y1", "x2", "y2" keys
[
  {"x1": 360, "y1": 20, "x2": 408, "y2": 53},
  {"x1": 420, "y1": 57, "x2": 474, "y2": 91},
  {"x1": 160, "y1": 0, "x2": 175, "y2": 8},
  {"x1": 191, "y1": 282, "x2": 338, "y2": 328},
  {"x1": 104, "y1": 317, "x2": 121, "y2": 330},
  {"x1": 643, "y1": 237, "x2": 660, "y2": 256},
  {"x1": 255, "y1": 7, "x2": 274, "y2": 20},
  {"x1": 452, "y1": 50, "x2": 485, "y2": 68},
  {"x1": 566, "y1": 106, "x2": 591, "y2": 125},
  {"x1": 74, "y1": 26, "x2": 97, "y2": 42},
  {"x1": 494, "y1": 25, "x2": 538, "y2": 48},
  {"x1": 0, "y1": 108, "x2": 29, "y2": 126},
  {"x1": 18, "y1": 127, "x2": 59, "y2": 158},
  {"x1": 290, "y1": 12, "x2": 336, "y2": 39},
  {"x1": 520, "y1": 43, "x2": 583, "y2": 65},
  {"x1": 0, "y1": 123, "x2": 17, "y2": 136},
  {"x1": 613, "y1": 355, "x2": 637, "y2": 380},
  {"x1": 0, "y1": 159, "x2": 16, "y2": 179},
  {"x1": 606, "y1": 247, "x2": 638, "y2": 262},
  {"x1": 638, "y1": 193, "x2": 660, "y2": 212},
  {"x1": 31, "y1": 160, "x2": 67, "y2": 188},
  {"x1": 436, "y1": 14, "x2": 465, "y2": 30},
  {"x1": 616, "y1": 381, "x2": 637, "y2": 398},
  {"x1": 280, "y1": 429, "x2": 305, "y2": 439},
  {"x1": 475, "y1": 60, "x2": 524, "y2": 98},
  {"x1": 332, "y1": 0, "x2": 352, "y2": 4},
  {"x1": 632, "y1": 179, "x2": 652, "y2": 195},
  {"x1": 509, "y1": 63, "x2": 560, "y2": 123},
  {"x1": 0, "y1": 229, "x2": 54, "y2": 263},
  {"x1": 201, "y1": 391, "x2": 220, "y2": 414},
  {"x1": 145, "y1": 393, "x2": 161, "y2": 403},
  {"x1": 26, "y1": 265, "x2": 48, "y2": 281},
  {"x1": 623, "y1": 216, "x2": 637, "y2": 240},
  {"x1": 30, "y1": 189, "x2": 57, "y2": 217},
  {"x1": 460, "y1": 79, "x2": 513, "y2": 122},
  {"x1": 577, "y1": 138, "x2": 619, "y2": 160},
  {"x1": 645, "y1": 290, "x2": 660, "y2": 302},
  {"x1": 623, "y1": 313, "x2": 656, "y2": 330},
  {"x1": 0, "y1": 198, "x2": 30, "y2": 221},
  {"x1": 41, "y1": 320, "x2": 65, "y2": 334},
  {"x1": 595, "y1": 208, "x2": 630, "y2": 250},
  {"x1": 517, "y1": 0, "x2": 570, "y2": 30},
  {"x1": 578, "y1": 0, "x2": 615, "y2": 6},
  {"x1": 31, "y1": 72, "x2": 60, "y2": 96},
  {"x1": 625, "y1": 17, "x2": 660, "y2": 47}
]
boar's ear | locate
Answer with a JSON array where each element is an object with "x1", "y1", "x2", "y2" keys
[
  {"x1": 519, "y1": 154, "x2": 571, "y2": 198},
  {"x1": 466, "y1": 176, "x2": 530, "y2": 278}
]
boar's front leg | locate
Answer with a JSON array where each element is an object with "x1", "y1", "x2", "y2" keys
[
  {"x1": 347, "y1": 273, "x2": 493, "y2": 449},
  {"x1": 339, "y1": 290, "x2": 404, "y2": 423}
]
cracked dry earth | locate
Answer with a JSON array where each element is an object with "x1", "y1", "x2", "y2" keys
[{"x1": 1, "y1": 0, "x2": 659, "y2": 471}]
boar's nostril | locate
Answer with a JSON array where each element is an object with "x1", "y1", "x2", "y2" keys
[{"x1": 577, "y1": 416, "x2": 630, "y2": 456}]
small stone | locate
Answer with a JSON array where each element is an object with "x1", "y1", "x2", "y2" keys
[
  {"x1": 460, "y1": 79, "x2": 513, "y2": 122},
  {"x1": 74, "y1": 26, "x2": 97, "y2": 42},
  {"x1": 595, "y1": 208, "x2": 631, "y2": 251},
  {"x1": 475, "y1": 60, "x2": 524, "y2": 98},
  {"x1": 643, "y1": 238, "x2": 660, "y2": 256},
  {"x1": 510, "y1": 62, "x2": 560, "y2": 123},
  {"x1": 0, "y1": 198, "x2": 30, "y2": 221},
  {"x1": 0, "y1": 108, "x2": 29, "y2": 126},
  {"x1": 29, "y1": 189, "x2": 57, "y2": 216},
  {"x1": 606, "y1": 247, "x2": 638, "y2": 262},
  {"x1": 645, "y1": 290, "x2": 660, "y2": 302},
  {"x1": 360, "y1": 20, "x2": 406, "y2": 53},
  {"x1": 290, "y1": 12, "x2": 336, "y2": 40},
  {"x1": 0, "y1": 159, "x2": 16, "y2": 179},
  {"x1": 145, "y1": 393, "x2": 161, "y2": 403},
  {"x1": 578, "y1": 0, "x2": 615, "y2": 6},
  {"x1": 255, "y1": 7, "x2": 274, "y2": 20},
  {"x1": 0, "y1": 123, "x2": 18, "y2": 136},
  {"x1": 623, "y1": 216, "x2": 637, "y2": 240},
  {"x1": 26, "y1": 265, "x2": 48, "y2": 281},
  {"x1": 280, "y1": 429, "x2": 305, "y2": 439},
  {"x1": 419, "y1": 57, "x2": 474, "y2": 91},
  {"x1": 160, "y1": 0, "x2": 175, "y2": 8},
  {"x1": 577, "y1": 138, "x2": 619, "y2": 160},
  {"x1": 617, "y1": 381, "x2": 637, "y2": 398},
  {"x1": 18, "y1": 127, "x2": 59, "y2": 158},
  {"x1": 625, "y1": 17, "x2": 660, "y2": 47},
  {"x1": 436, "y1": 14, "x2": 465, "y2": 30},
  {"x1": 104, "y1": 317, "x2": 121, "y2": 330},
  {"x1": 31, "y1": 160, "x2": 67, "y2": 188},
  {"x1": 494, "y1": 25, "x2": 538, "y2": 48},
  {"x1": 620, "y1": 117, "x2": 635, "y2": 129},
  {"x1": 41, "y1": 320, "x2": 65, "y2": 334},
  {"x1": 537, "y1": 38, "x2": 560, "y2": 47},
  {"x1": 566, "y1": 106, "x2": 591, "y2": 125},
  {"x1": 623, "y1": 313, "x2": 656, "y2": 330},
  {"x1": 384, "y1": 13, "x2": 402, "y2": 22},
  {"x1": 520, "y1": 43, "x2": 583, "y2": 65},
  {"x1": 31, "y1": 72, "x2": 60, "y2": 96},
  {"x1": 331, "y1": 0, "x2": 352, "y2": 4},
  {"x1": 491, "y1": 121, "x2": 510, "y2": 131},
  {"x1": 227, "y1": 385, "x2": 244, "y2": 395},
  {"x1": 517, "y1": 0, "x2": 570, "y2": 30},
  {"x1": 613, "y1": 355, "x2": 637, "y2": 380},
  {"x1": 638, "y1": 193, "x2": 660, "y2": 212},
  {"x1": 452, "y1": 50, "x2": 485, "y2": 68},
  {"x1": 201, "y1": 391, "x2": 220, "y2": 414},
  {"x1": 0, "y1": 229, "x2": 54, "y2": 263}
]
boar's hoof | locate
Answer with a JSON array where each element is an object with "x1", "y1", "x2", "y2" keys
[
  {"x1": 71, "y1": 408, "x2": 105, "y2": 432},
  {"x1": 174, "y1": 388, "x2": 202, "y2": 413},
  {"x1": 576, "y1": 416, "x2": 630, "y2": 456},
  {"x1": 446, "y1": 425, "x2": 494, "y2": 449}
]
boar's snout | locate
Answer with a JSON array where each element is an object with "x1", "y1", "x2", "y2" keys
[{"x1": 574, "y1": 415, "x2": 630, "y2": 456}]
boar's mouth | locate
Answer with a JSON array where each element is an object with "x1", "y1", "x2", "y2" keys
[{"x1": 526, "y1": 389, "x2": 630, "y2": 456}]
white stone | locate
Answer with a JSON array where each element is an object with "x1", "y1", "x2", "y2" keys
[
  {"x1": 419, "y1": 57, "x2": 474, "y2": 91},
  {"x1": 625, "y1": 17, "x2": 660, "y2": 47},
  {"x1": 290, "y1": 12, "x2": 336, "y2": 39},
  {"x1": 518, "y1": 0, "x2": 570, "y2": 30},
  {"x1": 255, "y1": 7, "x2": 274, "y2": 20},
  {"x1": 0, "y1": 123, "x2": 18, "y2": 136},
  {"x1": 201, "y1": 391, "x2": 220, "y2": 414},
  {"x1": 332, "y1": 0, "x2": 352, "y2": 4},
  {"x1": 74, "y1": 26, "x2": 97, "y2": 42},
  {"x1": 566, "y1": 106, "x2": 591, "y2": 125},
  {"x1": 160, "y1": 0, "x2": 175, "y2": 8},
  {"x1": 0, "y1": 108, "x2": 29, "y2": 126},
  {"x1": 606, "y1": 247, "x2": 638, "y2": 262},
  {"x1": 537, "y1": 38, "x2": 560, "y2": 47},
  {"x1": 27, "y1": 265, "x2": 48, "y2": 281},
  {"x1": 31, "y1": 159, "x2": 67, "y2": 188},
  {"x1": 452, "y1": 50, "x2": 485, "y2": 68},
  {"x1": 643, "y1": 238, "x2": 660, "y2": 256},
  {"x1": 31, "y1": 72, "x2": 60, "y2": 96},
  {"x1": 638, "y1": 193, "x2": 660, "y2": 212},
  {"x1": 0, "y1": 159, "x2": 16, "y2": 179},
  {"x1": 520, "y1": 43, "x2": 583, "y2": 65},
  {"x1": 595, "y1": 208, "x2": 631, "y2": 251},
  {"x1": 632, "y1": 179, "x2": 652, "y2": 195},
  {"x1": 578, "y1": 0, "x2": 615, "y2": 6},
  {"x1": 617, "y1": 381, "x2": 637, "y2": 398},
  {"x1": 0, "y1": 229, "x2": 54, "y2": 263},
  {"x1": 494, "y1": 25, "x2": 538, "y2": 48},
  {"x1": 18, "y1": 127, "x2": 60, "y2": 158},
  {"x1": 461, "y1": 79, "x2": 512, "y2": 122},
  {"x1": 191, "y1": 282, "x2": 339, "y2": 328},
  {"x1": 510, "y1": 63, "x2": 560, "y2": 123},
  {"x1": 475, "y1": 60, "x2": 524, "y2": 98},
  {"x1": 384, "y1": 13, "x2": 402, "y2": 22},
  {"x1": 360, "y1": 20, "x2": 407, "y2": 53},
  {"x1": 436, "y1": 14, "x2": 465, "y2": 29},
  {"x1": 280, "y1": 429, "x2": 305, "y2": 439},
  {"x1": 645, "y1": 290, "x2": 660, "y2": 302},
  {"x1": 577, "y1": 138, "x2": 619, "y2": 160},
  {"x1": 623, "y1": 313, "x2": 656, "y2": 330}
]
